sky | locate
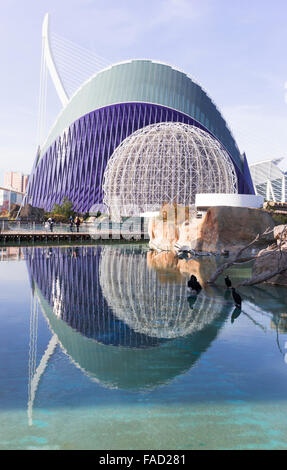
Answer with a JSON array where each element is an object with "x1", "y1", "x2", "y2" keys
[{"x1": 0, "y1": 0, "x2": 287, "y2": 184}]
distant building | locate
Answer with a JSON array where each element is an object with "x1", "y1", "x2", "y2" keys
[
  {"x1": 4, "y1": 171, "x2": 29, "y2": 193},
  {"x1": 250, "y1": 159, "x2": 286, "y2": 203},
  {"x1": 22, "y1": 174, "x2": 29, "y2": 192},
  {"x1": 0, "y1": 187, "x2": 24, "y2": 214}
]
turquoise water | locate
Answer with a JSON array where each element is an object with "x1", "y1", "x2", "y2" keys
[{"x1": 0, "y1": 244, "x2": 287, "y2": 450}]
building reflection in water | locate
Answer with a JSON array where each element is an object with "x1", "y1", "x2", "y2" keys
[
  {"x1": 26, "y1": 246, "x2": 164, "y2": 348},
  {"x1": 25, "y1": 245, "x2": 233, "y2": 424},
  {"x1": 0, "y1": 246, "x2": 24, "y2": 261},
  {"x1": 100, "y1": 246, "x2": 224, "y2": 339}
]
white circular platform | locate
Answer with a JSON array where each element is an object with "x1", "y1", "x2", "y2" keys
[{"x1": 195, "y1": 193, "x2": 264, "y2": 209}]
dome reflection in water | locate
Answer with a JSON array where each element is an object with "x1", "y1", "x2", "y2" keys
[{"x1": 25, "y1": 245, "x2": 233, "y2": 391}]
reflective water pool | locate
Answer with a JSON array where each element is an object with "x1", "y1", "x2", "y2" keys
[{"x1": 0, "y1": 244, "x2": 287, "y2": 450}]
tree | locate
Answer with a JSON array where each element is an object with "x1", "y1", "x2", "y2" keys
[{"x1": 51, "y1": 197, "x2": 75, "y2": 218}]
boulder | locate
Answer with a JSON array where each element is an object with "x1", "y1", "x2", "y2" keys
[
  {"x1": 148, "y1": 203, "x2": 194, "y2": 251},
  {"x1": 252, "y1": 245, "x2": 287, "y2": 286},
  {"x1": 274, "y1": 224, "x2": 287, "y2": 246},
  {"x1": 148, "y1": 204, "x2": 275, "y2": 254},
  {"x1": 177, "y1": 218, "x2": 203, "y2": 251},
  {"x1": 196, "y1": 206, "x2": 275, "y2": 254},
  {"x1": 9, "y1": 203, "x2": 21, "y2": 218},
  {"x1": 19, "y1": 204, "x2": 45, "y2": 221}
]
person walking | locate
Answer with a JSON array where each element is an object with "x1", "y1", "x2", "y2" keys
[
  {"x1": 48, "y1": 217, "x2": 54, "y2": 232},
  {"x1": 69, "y1": 216, "x2": 74, "y2": 232},
  {"x1": 75, "y1": 216, "x2": 81, "y2": 233}
]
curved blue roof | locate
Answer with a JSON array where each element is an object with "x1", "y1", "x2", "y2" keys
[{"x1": 41, "y1": 59, "x2": 243, "y2": 170}]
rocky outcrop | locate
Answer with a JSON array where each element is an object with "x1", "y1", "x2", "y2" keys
[
  {"x1": 19, "y1": 204, "x2": 45, "y2": 221},
  {"x1": 252, "y1": 247, "x2": 287, "y2": 286},
  {"x1": 148, "y1": 204, "x2": 275, "y2": 254},
  {"x1": 196, "y1": 206, "x2": 275, "y2": 254},
  {"x1": 274, "y1": 224, "x2": 287, "y2": 246},
  {"x1": 148, "y1": 203, "x2": 196, "y2": 252},
  {"x1": 252, "y1": 224, "x2": 287, "y2": 286},
  {"x1": 9, "y1": 204, "x2": 21, "y2": 218}
]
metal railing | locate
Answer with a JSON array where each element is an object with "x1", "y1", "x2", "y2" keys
[
  {"x1": 1, "y1": 220, "x2": 87, "y2": 233},
  {"x1": 0, "y1": 217, "x2": 150, "y2": 240}
]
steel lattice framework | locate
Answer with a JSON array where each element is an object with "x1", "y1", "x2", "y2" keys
[
  {"x1": 250, "y1": 159, "x2": 287, "y2": 203},
  {"x1": 99, "y1": 246, "x2": 232, "y2": 339},
  {"x1": 25, "y1": 19, "x2": 255, "y2": 214},
  {"x1": 103, "y1": 122, "x2": 238, "y2": 216}
]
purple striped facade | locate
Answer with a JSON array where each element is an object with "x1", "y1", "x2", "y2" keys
[{"x1": 26, "y1": 102, "x2": 253, "y2": 213}]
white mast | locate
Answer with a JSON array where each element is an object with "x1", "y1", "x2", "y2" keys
[{"x1": 42, "y1": 13, "x2": 69, "y2": 107}]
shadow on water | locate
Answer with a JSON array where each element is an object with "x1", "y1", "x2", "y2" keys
[
  {"x1": 231, "y1": 307, "x2": 242, "y2": 323},
  {"x1": 25, "y1": 246, "x2": 234, "y2": 392}
]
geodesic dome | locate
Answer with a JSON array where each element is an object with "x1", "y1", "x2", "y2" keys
[
  {"x1": 99, "y1": 246, "x2": 231, "y2": 339},
  {"x1": 103, "y1": 122, "x2": 238, "y2": 216}
]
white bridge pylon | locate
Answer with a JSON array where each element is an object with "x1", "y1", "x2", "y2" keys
[
  {"x1": 28, "y1": 286, "x2": 59, "y2": 427},
  {"x1": 42, "y1": 13, "x2": 69, "y2": 107},
  {"x1": 37, "y1": 13, "x2": 111, "y2": 145},
  {"x1": 28, "y1": 334, "x2": 58, "y2": 426}
]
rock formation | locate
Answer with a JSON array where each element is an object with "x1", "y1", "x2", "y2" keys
[
  {"x1": 19, "y1": 204, "x2": 45, "y2": 221},
  {"x1": 252, "y1": 224, "x2": 287, "y2": 286},
  {"x1": 196, "y1": 206, "x2": 275, "y2": 253},
  {"x1": 274, "y1": 224, "x2": 287, "y2": 245},
  {"x1": 8, "y1": 204, "x2": 21, "y2": 219},
  {"x1": 148, "y1": 204, "x2": 275, "y2": 254},
  {"x1": 148, "y1": 203, "x2": 196, "y2": 252}
]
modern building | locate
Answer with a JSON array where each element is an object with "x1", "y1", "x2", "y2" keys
[
  {"x1": 25, "y1": 14, "x2": 255, "y2": 215},
  {"x1": 4, "y1": 171, "x2": 29, "y2": 193},
  {"x1": 103, "y1": 122, "x2": 239, "y2": 216},
  {"x1": 250, "y1": 158, "x2": 287, "y2": 203},
  {"x1": 0, "y1": 186, "x2": 24, "y2": 214}
]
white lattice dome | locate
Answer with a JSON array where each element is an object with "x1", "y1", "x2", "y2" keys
[
  {"x1": 103, "y1": 122, "x2": 238, "y2": 216},
  {"x1": 99, "y1": 247, "x2": 230, "y2": 339}
]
